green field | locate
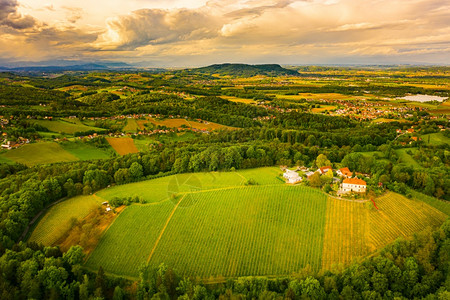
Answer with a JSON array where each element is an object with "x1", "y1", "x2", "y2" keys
[
  {"x1": 395, "y1": 148, "x2": 422, "y2": 168},
  {"x1": 1, "y1": 142, "x2": 78, "y2": 166},
  {"x1": 32, "y1": 118, "x2": 105, "y2": 135},
  {"x1": 60, "y1": 141, "x2": 113, "y2": 160},
  {"x1": 31, "y1": 167, "x2": 450, "y2": 279},
  {"x1": 29, "y1": 195, "x2": 103, "y2": 246},
  {"x1": 86, "y1": 185, "x2": 328, "y2": 277},
  {"x1": 421, "y1": 132, "x2": 450, "y2": 146}
]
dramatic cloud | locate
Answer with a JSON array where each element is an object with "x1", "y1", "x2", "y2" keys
[
  {"x1": 0, "y1": 0, "x2": 36, "y2": 29},
  {"x1": 1, "y1": 0, "x2": 449, "y2": 65}
]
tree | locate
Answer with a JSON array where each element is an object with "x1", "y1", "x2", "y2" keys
[
  {"x1": 129, "y1": 162, "x2": 144, "y2": 181},
  {"x1": 113, "y1": 286, "x2": 125, "y2": 300},
  {"x1": 95, "y1": 266, "x2": 106, "y2": 297},
  {"x1": 309, "y1": 172, "x2": 322, "y2": 187},
  {"x1": 316, "y1": 154, "x2": 331, "y2": 168}
]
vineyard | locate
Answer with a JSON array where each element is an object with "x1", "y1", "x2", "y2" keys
[
  {"x1": 29, "y1": 195, "x2": 103, "y2": 245},
  {"x1": 322, "y1": 193, "x2": 448, "y2": 270},
  {"x1": 321, "y1": 198, "x2": 368, "y2": 270},
  {"x1": 86, "y1": 185, "x2": 328, "y2": 278},
  {"x1": 28, "y1": 167, "x2": 450, "y2": 279},
  {"x1": 368, "y1": 193, "x2": 447, "y2": 250}
]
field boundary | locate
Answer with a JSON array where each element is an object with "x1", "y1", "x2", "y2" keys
[
  {"x1": 147, "y1": 194, "x2": 186, "y2": 263},
  {"x1": 83, "y1": 204, "x2": 127, "y2": 263}
]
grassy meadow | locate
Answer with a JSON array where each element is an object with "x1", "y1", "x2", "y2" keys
[
  {"x1": 32, "y1": 118, "x2": 105, "y2": 135},
  {"x1": 1, "y1": 142, "x2": 78, "y2": 166}
]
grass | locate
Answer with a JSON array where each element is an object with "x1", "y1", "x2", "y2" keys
[
  {"x1": 32, "y1": 118, "x2": 105, "y2": 135},
  {"x1": 0, "y1": 155, "x2": 14, "y2": 164},
  {"x1": 395, "y1": 148, "x2": 422, "y2": 168},
  {"x1": 123, "y1": 119, "x2": 141, "y2": 132},
  {"x1": 1, "y1": 142, "x2": 78, "y2": 166},
  {"x1": 60, "y1": 141, "x2": 113, "y2": 160},
  {"x1": 106, "y1": 137, "x2": 139, "y2": 155},
  {"x1": 420, "y1": 132, "x2": 450, "y2": 146},
  {"x1": 29, "y1": 195, "x2": 103, "y2": 246}
]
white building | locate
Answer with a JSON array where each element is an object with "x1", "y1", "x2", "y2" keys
[
  {"x1": 283, "y1": 169, "x2": 302, "y2": 184},
  {"x1": 341, "y1": 178, "x2": 367, "y2": 193}
]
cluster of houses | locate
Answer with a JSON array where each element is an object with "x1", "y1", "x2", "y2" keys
[
  {"x1": 282, "y1": 165, "x2": 367, "y2": 194},
  {"x1": 1, "y1": 137, "x2": 30, "y2": 150}
]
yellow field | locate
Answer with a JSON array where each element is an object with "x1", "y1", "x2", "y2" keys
[
  {"x1": 321, "y1": 192, "x2": 448, "y2": 270},
  {"x1": 276, "y1": 93, "x2": 366, "y2": 101},
  {"x1": 221, "y1": 96, "x2": 256, "y2": 104},
  {"x1": 106, "y1": 137, "x2": 139, "y2": 155},
  {"x1": 142, "y1": 117, "x2": 232, "y2": 131},
  {"x1": 368, "y1": 193, "x2": 447, "y2": 250},
  {"x1": 322, "y1": 198, "x2": 368, "y2": 269},
  {"x1": 311, "y1": 105, "x2": 337, "y2": 113}
]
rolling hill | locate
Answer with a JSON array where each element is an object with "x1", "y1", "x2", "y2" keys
[{"x1": 191, "y1": 63, "x2": 299, "y2": 77}]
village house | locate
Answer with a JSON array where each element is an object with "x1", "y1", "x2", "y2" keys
[
  {"x1": 340, "y1": 178, "x2": 367, "y2": 193},
  {"x1": 317, "y1": 166, "x2": 332, "y2": 175},
  {"x1": 283, "y1": 169, "x2": 302, "y2": 184},
  {"x1": 337, "y1": 167, "x2": 353, "y2": 178}
]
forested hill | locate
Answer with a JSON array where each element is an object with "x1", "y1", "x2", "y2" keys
[{"x1": 189, "y1": 63, "x2": 299, "y2": 77}]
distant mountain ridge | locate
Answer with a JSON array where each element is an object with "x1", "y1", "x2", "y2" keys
[{"x1": 189, "y1": 63, "x2": 299, "y2": 76}]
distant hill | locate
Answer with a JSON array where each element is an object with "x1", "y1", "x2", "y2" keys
[{"x1": 189, "y1": 63, "x2": 299, "y2": 76}]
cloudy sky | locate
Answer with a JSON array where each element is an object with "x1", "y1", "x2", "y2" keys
[{"x1": 0, "y1": 0, "x2": 449, "y2": 66}]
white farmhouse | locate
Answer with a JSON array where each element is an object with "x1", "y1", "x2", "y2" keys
[
  {"x1": 283, "y1": 169, "x2": 302, "y2": 184},
  {"x1": 341, "y1": 178, "x2": 367, "y2": 193}
]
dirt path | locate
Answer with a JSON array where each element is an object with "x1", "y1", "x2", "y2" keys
[{"x1": 147, "y1": 194, "x2": 186, "y2": 263}]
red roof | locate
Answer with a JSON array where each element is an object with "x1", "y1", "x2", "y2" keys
[
  {"x1": 343, "y1": 178, "x2": 366, "y2": 186},
  {"x1": 339, "y1": 167, "x2": 352, "y2": 176},
  {"x1": 319, "y1": 166, "x2": 332, "y2": 173}
]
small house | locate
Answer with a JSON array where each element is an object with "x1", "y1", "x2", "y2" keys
[
  {"x1": 283, "y1": 169, "x2": 302, "y2": 184},
  {"x1": 337, "y1": 167, "x2": 353, "y2": 178},
  {"x1": 318, "y1": 166, "x2": 332, "y2": 175}
]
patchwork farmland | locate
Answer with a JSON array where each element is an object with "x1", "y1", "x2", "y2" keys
[{"x1": 30, "y1": 167, "x2": 450, "y2": 279}]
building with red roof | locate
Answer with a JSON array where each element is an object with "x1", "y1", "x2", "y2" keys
[{"x1": 341, "y1": 178, "x2": 367, "y2": 193}]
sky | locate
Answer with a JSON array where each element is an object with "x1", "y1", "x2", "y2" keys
[{"x1": 0, "y1": 0, "x2": 449, "y2": 67}]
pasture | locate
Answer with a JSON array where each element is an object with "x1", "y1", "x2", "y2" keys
[
  {"x1": 32, "y1": 118, "x2": 104, "y2": 135},
  {"x1": 421, "y1": 132, "x2": 450, "y2": 146},
  {"x1": 395, "y1": 148, "x2": 422, "y2": 168},
  {"x1": 106, "y1": 137, "x2": 139, "y2": 155},
  {"x1": 29, "y1": 195, "x2": 103, "y2": 246},
  {"x1": 1, "y1": 142, "x2": 78, "y2": 166},
  {"x1": 60, "y1": 141, "x2": 112, "y2": 160}
]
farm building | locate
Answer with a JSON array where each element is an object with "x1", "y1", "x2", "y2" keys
[
  {"x1": 283, "y1": 169, "x2": 302, "y2": 184},
  {"x1": 337, "y1": 167, "x2": 353, "y2": 178},
  {"x1": 318, "y1": 166, "x2": 332, "y2": 175},
  {"x1": 340, "y1": 178, "x2": 367, "y2": 193}
]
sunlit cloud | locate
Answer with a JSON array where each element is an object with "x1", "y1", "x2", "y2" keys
[{"x1": 0, "y1": 0, "x2": 449, "y2": 65}]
